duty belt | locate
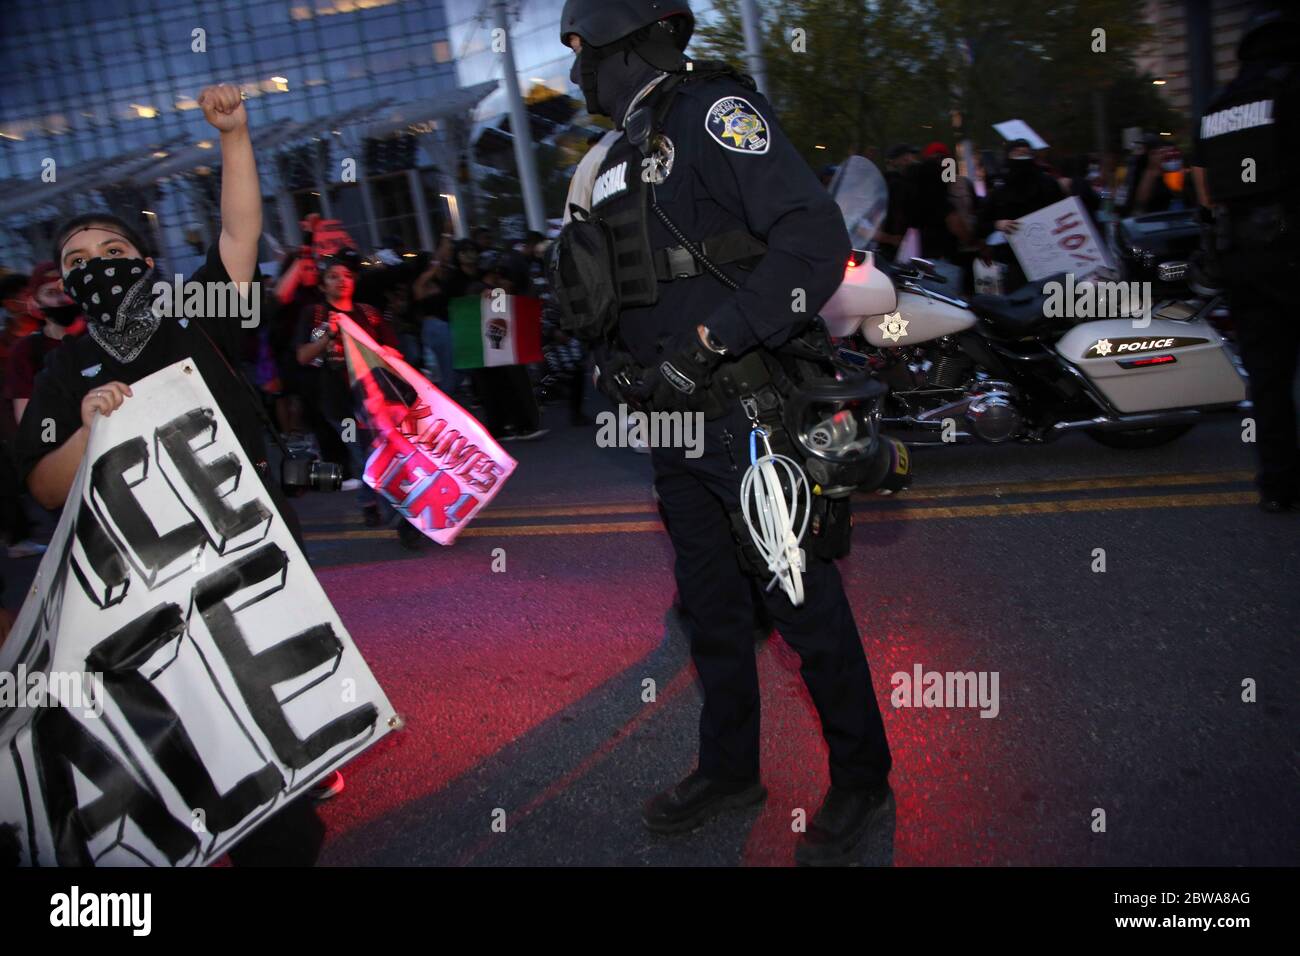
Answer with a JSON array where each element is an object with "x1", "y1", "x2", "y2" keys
[{"x1": 652, "y1": 229, "x2": 767, "y2": 281}]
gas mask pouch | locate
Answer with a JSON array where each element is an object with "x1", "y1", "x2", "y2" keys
[{"x1": 546, "y1": 204, "x2": 621, "y2": 341}]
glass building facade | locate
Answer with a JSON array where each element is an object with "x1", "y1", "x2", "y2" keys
[
  {"x1": 0, "y1": 0, "x2": 468, "y2": 273},
  {"x1": 0, "y1": 0, "x2": 722, "y2": 274}
]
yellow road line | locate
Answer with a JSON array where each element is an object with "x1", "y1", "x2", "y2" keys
[
  {"x1": 300, "y1": 470, "x2": 1254, "y2": 527},
  {"x1": 302, "y1": 490, "x2": 1256, "y2": 541},
  {"x1": 851, "y1": 490, "x2": 1255, "y2": 522},
  {"x1": 891, "y1": 469, "x2": 1253, "y2": 502}
]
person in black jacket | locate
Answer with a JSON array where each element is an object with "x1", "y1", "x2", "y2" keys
[
  {"x1": 1192, "y1": 3, "x2": 1300, "y2": 511},
  {"x1": 976, "y1": 138, "x2": 1064, "y2": 291},
  {"x1": 559, "y1": 0, "x2": 893, "y2": 866},
  {"x1": 876, "y1": 144, "x2": 919, "y2": 261}
]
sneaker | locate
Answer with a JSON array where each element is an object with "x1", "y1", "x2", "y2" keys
[
  {"x1": 341, "y1": 478, "x2": 363, "y2": 492},
  {"x1": 642, "y1": 770, "x2": 766, "y2": 834},
  {"x1": 309, "y1": 770, "x2": 345, "y2": 802},
  {"x1": 794, "y1": 782, "x2": 892, "y2": 867},
  {"x1": 6, "y1": 540, "x2": 47, "y2": 559}
]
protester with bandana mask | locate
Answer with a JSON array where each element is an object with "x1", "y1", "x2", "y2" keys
[
  {"x1": 976, "y1": 138, "x2": 1065, "y2": 291},
  {"x1": 14, "y1": 85, "x2": 277, "y2": 513},
  {"x1": 5, "y1": 262, "x2": 83, "y2": 423},
  {"x1": 12, "y1": 82, "x2": 345, "y2": 854}
]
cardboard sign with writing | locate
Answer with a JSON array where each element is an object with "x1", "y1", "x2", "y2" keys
[
  {"x1": 1007, "y1": 196, "x2": 1113, "y2": 282},
  {"x1": 0, "y1": 361, "x2": 397, "y2": 866}
]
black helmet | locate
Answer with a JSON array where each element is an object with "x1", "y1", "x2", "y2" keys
[{"x1": 559, "y1": 0, "x2": 694, "y2": 50}]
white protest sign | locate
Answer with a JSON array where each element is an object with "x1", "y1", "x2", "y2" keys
[
  {"x1": 0, "y1": 360, "x2": 397, "y2": 866},
  {"x1": 1007, "y1": 196, "x2": 1114, "y2": 282},
  {"x1": 993, "y1": 119, "x2": 1049, "y2": 150}
]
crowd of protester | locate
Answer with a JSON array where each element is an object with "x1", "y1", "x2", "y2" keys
[
  {"x1": 0, "y1": 209, "x2": 589, "y2": 580},
  {"x1": 873, "y1": 133, "x2": 1190, "y2": 294}
]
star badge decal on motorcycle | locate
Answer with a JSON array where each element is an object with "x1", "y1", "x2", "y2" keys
[
  {"x1": 1092, "y1": 338, "x2": 1113, "y2": 356},
  {"x1": 879, "y1": 312, "x2": 909, "y2": 343}
]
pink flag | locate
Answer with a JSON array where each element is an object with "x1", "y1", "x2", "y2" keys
[{"x1": 337, "y1": 315, "x2": 517, "y2": 544}]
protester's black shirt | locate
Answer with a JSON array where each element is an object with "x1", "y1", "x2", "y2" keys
[
  {"x1": 977, "y1": 171, "x2": 1065, "y2": 236},
  {"x1": 14, "y1": 244, "x2": 268, "y2": 487},
  {"x1": 293, "y1": 300, "x2": 396, "y2": 421}
]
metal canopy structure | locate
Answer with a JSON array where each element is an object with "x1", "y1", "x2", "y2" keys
[{"x1": 0, "y1": 81, "x2": 500, "y2": 222}]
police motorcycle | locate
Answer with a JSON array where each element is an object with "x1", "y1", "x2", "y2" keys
[{"x1": 823, "y1": 156, "x2": 1249, "y2": 449}]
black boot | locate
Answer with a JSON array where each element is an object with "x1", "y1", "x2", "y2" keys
[
  {"x1": 642, "y1": 771, "x2": 766, "y2": 834},
  {"x1": 795, "y1": 783, "x2": 892, "y2": 867}
]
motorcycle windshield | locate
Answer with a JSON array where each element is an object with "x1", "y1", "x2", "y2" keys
[{"x1": 828, "y1": 155, "x2": 888, "y2": 249}]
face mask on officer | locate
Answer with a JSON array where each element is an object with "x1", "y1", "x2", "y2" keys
[
  {"x1": 567, "y1": 22, "x2": 686, "y2": 127},
  {"x1": 570, "y1": 44, "x2": 658, "y2": 124}
]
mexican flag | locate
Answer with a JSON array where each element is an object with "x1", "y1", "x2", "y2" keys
[{"x1": 450, "y1": 292, "x2": 543, "y2": 369}]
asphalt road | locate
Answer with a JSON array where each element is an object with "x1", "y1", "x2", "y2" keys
[{"x1": 5, "y1": 393, "x2": 1297, "y2": 866}]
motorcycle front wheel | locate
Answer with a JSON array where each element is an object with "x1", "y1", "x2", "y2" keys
[{"x1": 1084, "y1": 424, "x2": 1194, "y2": 449}]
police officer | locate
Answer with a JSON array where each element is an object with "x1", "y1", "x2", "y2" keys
[
  {"x1": 1192, "y1": 3, "x2": 1300, "y2": 513},
  {"x1": 555, "y1": 0, "x2": 893, "y2": 865}
]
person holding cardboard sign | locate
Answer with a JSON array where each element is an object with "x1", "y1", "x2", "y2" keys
[
  {"x1": 976, "y1": 139, "x2": 1065, "y2": 292},
  {"x1": 13, "y1": 84, "x2": 346, "y2": 846}
]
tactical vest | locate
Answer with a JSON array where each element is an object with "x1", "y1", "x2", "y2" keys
[
  {"x1": 590, "y1": 131, "x2": 659, "y2": 310},
  {"x1": 1200, "y1": 62, "x2": 1295, "y2": 205},
  {"x1": 547, "y1": 64, "x2": 767, "y2": 344}
]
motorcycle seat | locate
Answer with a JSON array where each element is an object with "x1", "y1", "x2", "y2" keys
[{"x1": 969, "y1": 273, "x2": 1072, "y2": 339}]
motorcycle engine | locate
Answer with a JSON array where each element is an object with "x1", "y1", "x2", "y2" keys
[
  {"x1": 928, "y1": 346, "x2": 973, "y2": 390},
  {"x1": 964, "y1": 382, "x2": 1024, "y2": 443}
]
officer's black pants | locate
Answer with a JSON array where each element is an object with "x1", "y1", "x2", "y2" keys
[
  {"x1": 1230, "y1": 265, "x2": 1300, "y2": 500},
  {"x1": 651, "y1": 404, "x2": 892, "y2": 790}
]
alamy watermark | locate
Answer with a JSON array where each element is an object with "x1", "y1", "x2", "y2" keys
[
  {"x1": 891, "y1": 664, "x2": 1000, "y2": 718},
  {"x1": 1043, "y1": 273, "x2": 1152, "y2": 328},
  {"x1": 1, "y1": 667, "x2": 104, "y2": 719},
  {"x1": 152, "y1": 274, "x2": 260, "y2": 328},
  {"x1": 596, "y1": 404, "x2": 704, "y2": 458}
]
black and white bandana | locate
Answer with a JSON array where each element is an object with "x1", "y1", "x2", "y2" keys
[{"x1": 64, "y1": 257, "x2": 158, "y2": 363}]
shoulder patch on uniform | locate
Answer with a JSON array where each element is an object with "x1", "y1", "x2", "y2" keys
[{"x1": 705, "y1": 96, "x2": 770, "y2": 155}]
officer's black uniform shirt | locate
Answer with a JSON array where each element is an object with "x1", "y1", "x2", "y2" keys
[
  {"x1": 615, "y1": 73, "x2": 851, "y2": 368},
  {"x1": 15, "y1": 244, "x2": 269, "y2": 488}
]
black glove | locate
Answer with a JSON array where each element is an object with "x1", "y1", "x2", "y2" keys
[
  {"x1": 593, "y1": 346, "x2": 652, "y2": 411},
  {"x1": 649, "y1": 331, "x2": 724, "y2": 412}
]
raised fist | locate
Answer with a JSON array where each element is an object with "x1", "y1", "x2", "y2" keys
[{"x1": 198, "y1": 84, "x2": 248, "y2": 133}]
